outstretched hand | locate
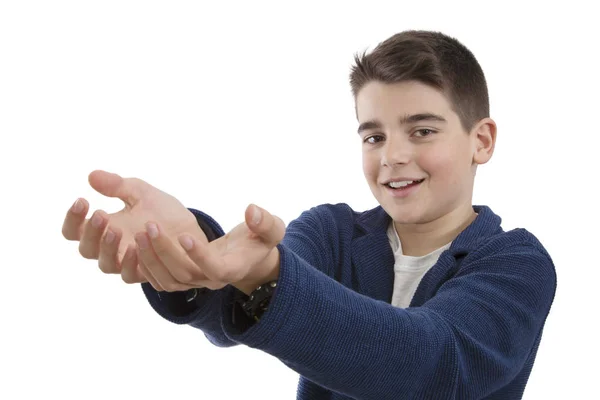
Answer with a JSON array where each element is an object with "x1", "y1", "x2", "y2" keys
[
  {"x1": 62, "y1": 170, "x2": 210, "y2": 288},
  {"x1": 137, "y1": 203, "x2": 286, "y2": 295}
]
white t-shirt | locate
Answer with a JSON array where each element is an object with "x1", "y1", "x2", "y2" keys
[{"x1": 386, "y1": 221, "x2": 452, "y2": 308}]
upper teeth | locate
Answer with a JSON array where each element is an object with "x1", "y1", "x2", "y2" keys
[{"x1": 388, "y1": 180, "x2": 419, "y2": 188}]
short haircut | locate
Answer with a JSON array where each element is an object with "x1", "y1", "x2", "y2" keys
[{"x1": 350, "y1": 30, "x2": 489, "y2": 133}]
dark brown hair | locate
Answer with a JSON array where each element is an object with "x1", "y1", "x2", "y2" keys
[{"x1": 349, "y1": 30, "x2": 489, "y2": 133}]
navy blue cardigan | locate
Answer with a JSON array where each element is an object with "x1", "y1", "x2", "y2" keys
[{"x1": 142, "y1": 203, "x2": 557, "y2": 399}]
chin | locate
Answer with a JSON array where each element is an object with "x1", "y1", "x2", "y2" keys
[
  {"x1": 390, "y1": 214, "x2": 423, "y2": 225},
  {"x1": 382, "y1": 202, "x2": 424, "y2": 224}
]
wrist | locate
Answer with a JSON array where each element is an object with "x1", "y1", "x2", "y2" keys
[{"x1": 233, "y1": 247, "x2": 280, "y2": 295}]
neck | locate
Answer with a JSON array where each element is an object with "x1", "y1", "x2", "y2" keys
[{"x1": 394, "y1": 204, "x2": 477, "y2": 257}]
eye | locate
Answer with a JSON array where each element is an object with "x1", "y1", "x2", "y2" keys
[
  {"x1": 413, "y1": 129, "x2": 436, "y2": 137},
  {"x1": 363, "y1": 135, "x2": 384, "y2": 144}
]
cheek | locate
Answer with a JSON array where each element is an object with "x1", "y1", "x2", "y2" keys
[
  {"x1": 420, "y1": 149, "x2": 460, "y2": 183},
  {"x1": 362, "y1": 152, "x2": 378, "y2": 180}
]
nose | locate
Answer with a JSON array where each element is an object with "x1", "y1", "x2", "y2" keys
[{"x1": 381, "y1": 135, "x2": 411, "y2": 167}]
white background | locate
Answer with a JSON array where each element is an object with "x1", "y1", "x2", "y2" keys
[{"x1": 1, "y1": 1, "x2": 598, "y2": 399}]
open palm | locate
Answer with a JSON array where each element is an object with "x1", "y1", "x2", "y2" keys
[
  {"x1": 62, "y1": 170, "x2": 207, "y2": 283},
  {"x1": 138, "y1": 203, "x2": 285, "y2": 294}
]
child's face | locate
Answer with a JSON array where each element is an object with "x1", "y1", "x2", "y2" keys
[{"x1": 356, "y1": 80, "x2": 478, "y2": 225}]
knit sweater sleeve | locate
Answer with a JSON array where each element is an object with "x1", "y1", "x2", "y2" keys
[
  {"x1": 214, "y1": 206, "x2": 557, "y2": 399},
  {"x1": 141, "y1": 208, "x2": 240, "y2": 348}
]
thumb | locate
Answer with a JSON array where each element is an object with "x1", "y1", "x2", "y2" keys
[
  {"x1": 88, "y1": 170, "x2": 144, "y2": 207},
  {"x1": 245, "y1": 204, "x2": 286, "y2": 247}
]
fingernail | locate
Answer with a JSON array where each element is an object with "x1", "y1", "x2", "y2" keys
[
  {"x1": 180, "y1": 235, "x2": 194, "y2": 250},
  {"x1": 252, "y1": 205, "x2": 262, "y2": 225},
  {"x1": 136, "y1": 234, "x2": 149, "y2": 249},
  {"x1": 146, "y1": 223, "x2": 158, "y2": 239},
  {"x1": 105, "y1": 229, "x2": 115, "y2": 244},
  {"x1": 72, "y1": 199, "x2": 83, "y2": 213},
  {"x1": 91, "y1": 213, "x2": 103, "y2": 228}
]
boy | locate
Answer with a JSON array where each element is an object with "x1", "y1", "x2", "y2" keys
[{"x1": 62, "y1": 30, "x2": 557, "y2": 399}]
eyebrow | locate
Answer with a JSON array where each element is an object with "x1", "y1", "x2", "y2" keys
[{"x1": 357, "y1": 113, "x2": 447, "y2": 134}]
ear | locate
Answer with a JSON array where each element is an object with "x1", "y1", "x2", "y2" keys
[{"x1": 471, "y1": 118, "x2": 497, "y2": 165}]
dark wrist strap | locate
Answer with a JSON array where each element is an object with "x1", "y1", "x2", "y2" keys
[{"x1": 233, "y1": 281, "x2": 278, "y2": 323}]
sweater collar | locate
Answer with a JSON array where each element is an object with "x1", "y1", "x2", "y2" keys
[
  {"x1": 351, "y1": 204, "x2": 503, "y2": 303},
  {"x1": 355, "y1": 204, "x2": 503, "y2": 254}
]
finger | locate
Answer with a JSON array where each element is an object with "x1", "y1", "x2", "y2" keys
[
  {"x1": 245, "y1": 204, "x2": 286, "y2": 247},
  {"x1": 137, "y1": 252, "x2": 164, "y2": 291},
  {"x1": 97, "y1": 226, "x2": 123, "y2": 274},
  {"x1": 78, "y1": 210, "x2": 109, "y2": 259},
  {"x1": 178, "y1": 234, "x2": 232, "y2": 283},
  {"x1": 145, "y1": 222, "x2": 209, "y2": 283},
  {"x1": 62, "y1": 198, "x2": 89, "y2": 241},
  {"x1": 137, "y1": 251, "x2": 197, "y2": 292},
  {"x1": 135, "y1": 232, "x2": 191, "y2": 292},
  {"x1": 146, "y1": 224, "x2": 223, "y2": 290},
  {"x1": 120, "y1": 245, "x2": 147, "y2": 284},
  {"x1": 88, "y1": 170, "x2": 143, "y2": 208}
]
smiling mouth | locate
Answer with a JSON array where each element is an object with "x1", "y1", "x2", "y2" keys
[{"x1": 384, "y1": 178, "x2": 425, "y2": 189}]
